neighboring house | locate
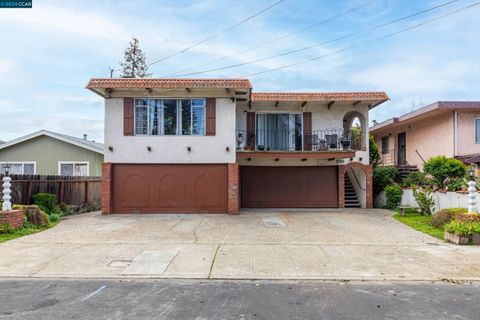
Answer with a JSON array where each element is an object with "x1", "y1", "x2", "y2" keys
[
  {"x1": 370, "y1": 101, "x2": 480, "y2": 170},
  {"x1": 87, "y1": 78, "x2": 388, "y2": 214},
  {"x1": 0, "y1": 130, "x2": 104, "y2": 176}
]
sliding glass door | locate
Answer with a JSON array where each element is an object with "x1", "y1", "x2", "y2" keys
[{"x1": 256, "y1": 113, "x2": 302, "y2": 151}]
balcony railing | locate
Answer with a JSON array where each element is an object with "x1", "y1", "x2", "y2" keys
[{"x1": 236, "y1": 129, "x2": 362, "y2": 152}]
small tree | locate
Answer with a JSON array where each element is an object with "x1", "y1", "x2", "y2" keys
[
  {"x1": 120, "y1": 38, "x2": 151, "y2": 78},
  {"x1": 369, "y1": 134, "x2": 381, "y2": 168}
]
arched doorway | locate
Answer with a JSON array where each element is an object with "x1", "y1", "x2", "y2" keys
[
  {"x1": 339, "y1": 163, "x2": 372, "y2": 208},
  {"x1": 343, "y1": 111, "x2": 366, "y2": 150}
]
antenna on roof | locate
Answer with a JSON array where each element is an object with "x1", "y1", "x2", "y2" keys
[{"x1": 109, "y1": 67, "x2": 114, "y2": 78}]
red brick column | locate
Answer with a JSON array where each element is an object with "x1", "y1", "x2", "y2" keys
[
  {"x1": 338, "y1": 162, "x2": 373, "y2": 209},
  {"x1": 227, "y1": 163, "x2": 239, "y2": 215},
  {"x1": 0, "y1": 210, "x2": 24, "y2": 229},
  {"x1": 101, "y1": 163, "x2": 112, "y2": 215}
]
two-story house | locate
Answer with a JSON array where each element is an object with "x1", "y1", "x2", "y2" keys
[
  {"x1": 87, "y1": 78, "x2": 388, "y2": 214},
  {"x1": 371, "y1": 101, "x2": 480, "y2": 170}
]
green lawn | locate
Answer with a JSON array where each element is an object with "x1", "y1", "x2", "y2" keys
[
  {"x1": 0, "y1": 222, "x2": 58, "y2": 244},
  {"x1": 393, "y1": 210, "x2": 445, "y2": 240}
]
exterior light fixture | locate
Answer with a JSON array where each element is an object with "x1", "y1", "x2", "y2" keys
[
  {"x1": 187, "y1": 146, "x2": 192, "y2": 152},
  {"x1": 4, "y1": 163, "x2": 10, "y2": 176},
  {"x1": 108, "y1": 146, "x2": 114, "y2": 152},
  {"x1": 226, "y1": 147, "x2": 230, "y2": 152},
  {"x1": 147, "y1": 146, "x2": 152, "y2": 152}
]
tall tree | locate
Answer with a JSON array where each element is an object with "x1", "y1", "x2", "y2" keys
[{"x1": 120, "y1": 38, "x2": 151, "y2": 78}]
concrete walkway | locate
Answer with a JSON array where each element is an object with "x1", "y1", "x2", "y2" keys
[{"x1": 1, "y1": 209, "x2": 479, "y2": 280}]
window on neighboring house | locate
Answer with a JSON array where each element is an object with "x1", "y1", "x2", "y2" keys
[
  {"x1": 59, "y1": 162, "x2": 89, "y2": 176},
  {"x1": 381, "y1": 136, "x2": 390, "y2": 154},
  {"x1": 0, "y1": 162, "x2": 35, "y2": 175},
  {"x1": 134, "y1": 98, "x2": 206, "y2": 136},
  {"x1": 476, "y1": 119, "x2": 480, "y2": 143}
]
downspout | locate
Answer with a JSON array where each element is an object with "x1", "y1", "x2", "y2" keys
[{"x1": 454, "y1": 110, "x2": 458, "y2": 157}]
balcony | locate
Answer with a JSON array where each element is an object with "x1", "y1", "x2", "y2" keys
[{"x1": 236, "y1": 129, "x2": 363, "y2": 160}]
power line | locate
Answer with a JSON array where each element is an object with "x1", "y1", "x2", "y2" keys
[
  {"x1": 168, "y1": 0, "x2": 460, "y2": 77},
  {"x1": 148, "y1": 0, "x2": 285, "y2": 66},
  {"x1": 236, "y1": 1, "x2": 480, "y2": 78},
  {"x1": 165, "y1": 0, "x2": 381, "y2": 76}
]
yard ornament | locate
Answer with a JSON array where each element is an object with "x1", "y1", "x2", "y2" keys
[
  {"x1": 2, "y1": 164, "x2": 12, "y2": 211},
  {"x1": 468, "y1": 166, "x2": 477, "y2": 214}
]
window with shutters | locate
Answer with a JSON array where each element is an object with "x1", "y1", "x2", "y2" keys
[{"x1": 133, "y1": 98, "x2": 206, "y2": 136}]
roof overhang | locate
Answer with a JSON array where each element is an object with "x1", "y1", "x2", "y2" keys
[
  {"x1": 251, "y1": 92, "x2": 389, "y2": 110},
  {"x1": 86, "y1": 78, "x2": 253, "y2": 99},
  {"x1": 0, "y1": 130, "x2": 104, "y2": 154},
  {"x1": 370, "y1": 101, "x2": 480, "y2": 134}
]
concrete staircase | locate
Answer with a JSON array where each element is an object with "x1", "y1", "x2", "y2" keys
[
  {"x1": 344, "y1": 175, "x2": 361, "y2": 208},
  {"x1": 397, "y1": 165, "x2": 419, "y2": 180}
]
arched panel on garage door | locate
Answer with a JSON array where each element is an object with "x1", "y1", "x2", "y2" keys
[
  {"x1": 157, "y1": 174, "x2": 185, "y2": 207},
  {"x1": 121, "y1": 174, "x2": 149, "y2": 207},
  {"x1": 194, "y1": 174, "x2": 221, "y2": 207}
]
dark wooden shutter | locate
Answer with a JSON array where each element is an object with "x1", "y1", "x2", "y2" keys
[
  {"x1": 123, "y1": 98, "x2": 134, "y2": 136},
  {"x1": 206, "y1": 98, "x2": 216, "y2": 136},
  {"x1": 303, "y1": 112, "x2": 312, "y2": 151},
  {"x1": 246, "y1": 112, "x2": 256, "y2": 150}
]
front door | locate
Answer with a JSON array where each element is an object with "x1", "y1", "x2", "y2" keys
[{"x1": 397, "y1": 132, "x2": 406, "y2": 165}]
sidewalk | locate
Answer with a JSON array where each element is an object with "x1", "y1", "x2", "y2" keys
[{"x1": 0, "y1": 209, "x2": 479, "y2": 280}]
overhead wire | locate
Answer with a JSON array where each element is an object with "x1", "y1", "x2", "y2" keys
[
  {"x1": 167, "y1": 0, "x2": 461, "y2": 77},
  {"x1": 148, "y1": 0, "x2": 285, "y2": 66},
  {"x1": 165, "y1": 0, "x2": 381, "y2": 76},
  {"x1": 235, "y1": 1, "x2": 480, "y2": 78}
]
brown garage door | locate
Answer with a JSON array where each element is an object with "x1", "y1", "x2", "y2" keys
[
  {"x1": 112, "y1": 164, "x2": 228, "y2": 214},
  {"x1": 241, "y1": 166, "x2": 338, "y2": 208}
]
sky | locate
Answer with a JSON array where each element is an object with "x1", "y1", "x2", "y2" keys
[{"x1": 1, "y1": 0, "x2": 479, "y2": 142}]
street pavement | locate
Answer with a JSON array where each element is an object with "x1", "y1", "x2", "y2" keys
[{"x1": 0, "y1": 279, "x2": 478, "y2": 320}]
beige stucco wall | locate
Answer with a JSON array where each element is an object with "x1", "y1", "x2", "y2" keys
[
  {"x1": 0, "y1": 136, "x2": 103, "y2": 175},
  {"x1": 236, "y1": 101, "x2": 370, "y2": 165},
  {"x1": 456, "y1": 110, "x2": 480, "y2": 156},
  {"x1": 104, "y1": 98, "x2": 236, "y2": 164},
  {"x1": 373, "y1": 111, "x2": 454, "y2": 169}
]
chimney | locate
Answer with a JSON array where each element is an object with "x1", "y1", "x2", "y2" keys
[{"x1": 83, "y1": 134, "x2": 88, "y2": 141}]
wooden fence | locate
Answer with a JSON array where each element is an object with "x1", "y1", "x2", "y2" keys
[{"x1": 0, "y1": 174, "x2": 102, "y2": 205}]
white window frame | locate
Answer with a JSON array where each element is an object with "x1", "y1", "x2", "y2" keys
[
  {"x1": 57, "y1": 161, "x2": 90, "y2": 176},
  {"x1": 0, "y1": 161, "x2": 36, "y2": 174},
  {"x1": 475, "y1": 118, "x2": 480, "y2": 144},
  {"x1": 133, "y1": 98, "x2": 206, "y2": 136}
]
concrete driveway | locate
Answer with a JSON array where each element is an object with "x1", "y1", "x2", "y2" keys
[{"x1": 1, "y1": 209, "x2": 479, "y2": 280}]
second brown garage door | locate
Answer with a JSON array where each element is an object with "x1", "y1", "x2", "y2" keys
[
  {"x1": 241, "y1": 166, "x2": 338, "y2": 208},
  {"x1": 112, "y1": 164, "x2": 228, "y2": 214}
]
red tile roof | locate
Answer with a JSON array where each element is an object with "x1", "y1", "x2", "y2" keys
[
  {"x1": 86, "y1": 78, "x2": 252, "y2": 90},
  {"x1": 251, "y1": 92, "x2": 389, "y2": 102}
]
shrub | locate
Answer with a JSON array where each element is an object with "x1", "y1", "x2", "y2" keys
[
  {"x1": 401, "y1": 171, "x2": 431, "y2": 188},
  {"x1": 24, "y1": 205, "x2": 48, "y2": 226},
  {"x1": 445, "y1": 220, "x2": 480, "y2": 236},
  {"x1": 423, "y1": 156, "x2": 467, "y2": 190},
  {"x1": 373, "y1": 166, "x2": 399, "y2": 197},
  {"x1": 48, "y1": 213, "x2": 61, "y2": 223},
  {"x1": 456, "y1": 213, "x2": 480, "y2": 223},
  {"x1": 0, "y1": 222, "x2": 12, "y2": 234},
  {"x1": 369, "y1": 135, "x2": 381, "y2": 168},
  {"x1": 32, "y1": 193, "x2": 56, "y2": 213},
  {"x1": 385, "y1": 184, "x2": 403, "y2": 209},
  {"x1": 58, "y1": 202, "x2": 73, "y2": 216},
  {"x1": 447, "y1": 177, "x2": 467, "y2": 191},
  {"x1": 50, "y1": 206, "x2": 64, "y2": 217},
  {"x1": 430, "y1": 208, "x2": 467, "y2": 228},
  {"x1": 412, "y1": 187, "x2": 435, "y2": 215}
]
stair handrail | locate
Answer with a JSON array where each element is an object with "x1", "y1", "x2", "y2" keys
[
  {"x1": 348, "y1": 169, "x2": 365, "y2": 191},
  {"x1": 415, "y1": 149, "x2": 426, "y2": 164}
]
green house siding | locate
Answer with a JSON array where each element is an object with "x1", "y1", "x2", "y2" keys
[{"x1": 0, "y1": 136, "x2": 103, "y2": 176}]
